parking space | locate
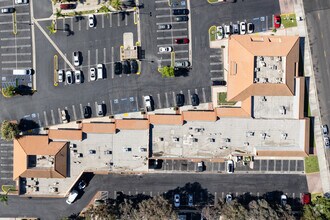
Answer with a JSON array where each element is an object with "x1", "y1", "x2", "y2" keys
[
  {"x1": 155, "y1": 0, "x2": 190, "y2": 67},
  {"x1": 156, "y1": 159, "x2": 305, "y2": 174},
  {"x1": 0, "y1": 0, "x2": 33, "y2": 88},
  {"x1": 0, "y1": 141, "x2": 15, "y2": 186},
  {"x1": 209, "y1": 49, "x2": 223, "y2": 81}
]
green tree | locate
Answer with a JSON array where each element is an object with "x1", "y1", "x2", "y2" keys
[
  {"x1": 111, "y1": 0, "x2": 122, "y2": 11},
  {"x1": 0, "y1": 195, "x2": 8, "y2": 205},
  {"x1": 84, "y1": 204, "x2": 117, "y2": 220},
  {"x1": 2, "y1": 86, "x2": 16, "y2": 97},
  {"x1": 54, "y1": 8, "x2": 65, "y2": 18},
  {"x1": 160, "y1": 66, "x2": 175, "y2": 78},
  {"x1": 303, "y1": 196, "x2": 330, "y2": 220},
  {"x1": 47, "y1": 21, "x2": 56, "y2": 35},
  {"x1": 1, "y1": 121, "x2": 20, "y2": 141}
]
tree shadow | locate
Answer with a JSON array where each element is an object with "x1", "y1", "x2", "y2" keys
[
  {"x1": 15, "y1": 85, "x2": 33, "y2": 96},
  {"x1": 18, "y1": 118, "x2": 40, "y2": 131},
  {"x1": 174, "y1": 68, "x2": 190, "y2": 77}
]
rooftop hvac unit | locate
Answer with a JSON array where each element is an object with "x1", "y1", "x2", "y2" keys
[
  {"x1": 172, "y1": 137, "x2": 179, "y2": 142},
  {"x1": 260, "y1": 133, "x2": 266, "y2": 139},
  {"x1": 209, "y1": 138, "x2": 215, "y2": 143},
  {"x1": 246, "y1": 131, "x2": 255, "y2": 137},
  {"x1": 158, "y1": 137, "x2": 164, "y2": 142},
  {"x1": 281, "y1": 133, "x2": 288, "y2": 140},
  {"x1": 192, "y1": 138, "x2": 198, "y2": 143}
]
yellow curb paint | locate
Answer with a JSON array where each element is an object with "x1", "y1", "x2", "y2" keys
[
  {"x1": 157, "y1": 67, "x2": 162, "y2": 73},
  {"x1": 136, "y1": 42, "x2": 140, "y2": 46},
  {"x1": 54, "y1": 55, "x2": 58, "y2": 86},
  {"x1": 12, "y1": 12, "x2": 17, "y2": 35},
  {"x1": 171, "y1": 52, "x2": 175, "y2": 67},
  {"x1": 208, "y1": 25, "x2": 216, "y2": 42},
  {"x1": 137, "y1": 61, "x2": 141, "y2": 75},
  {"x1": 53, "y1": 19, "x2": 57, "y2": 33},
  {"x1": 134, "y1": 11, "x2": 138, "y2": 25},
  {"x1": 123, "y1": 113, "x2": 128, "y2": 116}
]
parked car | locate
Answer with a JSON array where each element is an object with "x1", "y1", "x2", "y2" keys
[
  {"x1": 58, "y1": 70, "x2": 64, "y2": 83},
  {"x1": 88, "y1": 14, "x2": 95, "y2": 27},
  {"x1": 130, "y1": 60, "x2": 138, "y2": 74},
  {"x1": 226, "y1": 194, "x2": 232, "y2": 203},
  {"x1": 172, "y1": 9, "x2": 189, "y2": 15},
  {"x1": 322, "y1": 125, "x2": 328, "y2": 136},
  {"x1": 66, "y1": 190, "x2": 79, "y2": 204},
  {"x1": 176, "y1": 94, "x2": 184, "y2": 107},
  {"x1": 144, "y1": 95, "x2": 153, "y2": 111},
  {"x1": 60, "y1": 3, "x2": 75, "y2": 10},
  {"x1": 90, "y1": 67, "x2": 96, "y2": 81},
  {"x1": 247, "y1": 23, "x2": 254, "y2": 34},
  {"x1": 75, "y1": 70, "x2": 82, "y2": 84},
  {"x1": 281, "y1": 194, "x2": 287, "y2": 206},
  {"x1": 197, "y1": 161, "x2": 204, "y2": 172},
  {"x1": 83, "y1": 106, "x2": 92, "y2": 118},
  {"x1": 175, "y1": 16, "x2": 188, "y2": 22},
  {"x1": 212, "y1": 80, "x2": 226, "y2": 86},
  {"x1": 191, "y1": 94, "x2": 199, "y2": 106},
  {"x1": 114, "y1": 62, "x2": 122, "y2": 75},
  {"x1": 175, "y1": 38, "x2": 189, "y2": 44},
  {"x1": 224, "y1": 25, "x2": 232, "y2": 38},
  {"x1": 174, "y1": 194, "x2": 180, "y2": 207},
  {"x1": 66, "y1": 71, "x2": 73, "y2": 84},
  {"x1": 324, "y1": 136, "x2": 330, "y2": 148},
  {"x1": 233, "y1": 23, "x2": 239, "y2": 34},
  {"x1": 97, "y1": 64, "x2": 104, "y2": 79},
  {"x1": 15, "y1": 0, "x2": 28, "y2": 4},
  {"x1": 97, "y1": 103, "x2": 104, "y2": 116},
  {"x1": 188, "y1": 194, "x2": 193, "y2": 207},
  {"x1": 78, "y1": 180, "x2": 87, "y2": 190},
  {"x1": 274, "y1": 15, "x2": 281, "y2": 28},
  {"x1": 301, "y1": 193, "x2": 311, "y2": 205},
  {"x1": 226, "y1": 160, "x2": 234, "y2": 173},
  {"x1": 158, "y1": 24, "x2": 172, "y2": 30},
  {"x1": 122, "y1": 60, "x2": 130, "y2": 74},
  {"x1": 61, "y1": 110, "x2": 68, "y2": 123},
  {"x1": 174, "y1": 60, "x2": 190, "y2": 68},
  {"x1": 73, "y1": 51, "x2": 81, "y2": 66},
  {"x1": 240, "y1": 22, "x2": 246, "y2": 34},
  {"x1": 216, "y1": 26, "x2": 224, "y2": 40},
  {"x1": 159, "y1": 46, "x2": 173, "y2": 53},
  {"x1": 0, "y1": 7, "x2": 15, "y2": 13}
]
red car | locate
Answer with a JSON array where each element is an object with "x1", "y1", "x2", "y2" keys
[
  {"x1": 60, "y1": 4, "x2": 76, "y2": 10},
  {"x1": 175, "y1": 38, "x2": 189, "y2": 44},
  {"x1": 274, "y1": 15, "x2": 281, "y2": 28},
  {"x1": 301, "y1": 193, "x2": 311, "y2": 205}
]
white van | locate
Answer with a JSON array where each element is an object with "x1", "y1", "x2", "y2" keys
[
  {"x1": 13, "y1": 69, "x2": 32, "y2": 75},
  {"x1": 97, "y1": 64, "x2": 104, "y2": 80}
]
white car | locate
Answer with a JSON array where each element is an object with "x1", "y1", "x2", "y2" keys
[
  {"x1": 226, "y1": 194, "x2": 232, "y2": 203},
  {"x1": 322, "y1": 125, "x2": 328, "y2": 136},
  {"x1": 58, "y1": 70, "x2": 64, "y2": 83},
  {"x1": 226, "y1": 160, "x2": 234, "y2": 173},
  {"x1": 174, "y1": 194, "x2": 180, "y2": 207},
  {"x1": 66, "y1": 71, "x2": 73, "y2": 84},
  {"x1": 15, "y1": 0, "x2": 28, "y2": 4},
  {"x1": 88, "y1": 14, "x2": 95, "y2": 27},
  {"x1": 73, "y1": 51, "x2": 80, "y2": 66},
  {"x1": 75, "y1": 70, "x2": 82, "y2": 84},
  {"x1": 247, "y1": 23, "x2": 254, "y2": 34},
  {"x1": 216, "y1": 26, "x2": 224, "y2": 40},
  {"x1": 281, "y1": 194, "x2": 287, "y2": 206},
  {"x1": 143, "y1": 95, "x2": 153, "y2": 111},
  {"x1": 240, "y1": 22, "x2": 246, "y2": 35},
  {"x1": 90, "y1": 68, "x2": 96, "y2": 81},
  {"x1": 66, "y1": 190, "x2": 79, "y2": 205},
  {"x1": 61, "y1": 110, "x2": 68, "y2": 124},
  {"x1": 97, "y1": 64, "x2": 104, "y2": 80},
  {"x1": 224, "y1": 25, "x2": 231, "y2": 38},
  {"x1": 159, "y1": 47, "x2": 172, "y2": 53},
  {"x1": 324, "y1": 136, "x2": 330, "y2": 148}
]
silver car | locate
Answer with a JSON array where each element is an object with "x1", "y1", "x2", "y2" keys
[
  {"x1": 58, "y1": 70, "x2": 64, "y2": 83},
  {"x1": 73, "y1": 51, "x2": 81, "y2": 66},
  {"x1": 174, "y1": 60, "x2": 190, "y2": 68},
  {"x1": 159, "y1": 47, "x2": 173, "y2": 53},
  {"x1": 90, "y1": 68, "x2": 96, "y2": 81},
  {"x1": 75, "y1": 70, "x2": 82, "y2": 84},
  {"x1": 66, "y1": 71, "x2": 73, "y2": 84},
  {"x1": 89, "y1": 14, "x2": 95, "y2": 27}
]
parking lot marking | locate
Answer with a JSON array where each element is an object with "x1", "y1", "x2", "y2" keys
[
  {"x1": 94, "y1": 102, "x2": 98, "y2": 113},
  {"x1": 50, "y1": 110, "x2": 55, "y2": 125},
  {"x1": 210, "y1": 54, "x2": 221, "y2": 58},
  {"x1": 1, "y1": 36, "x2": 30, "y2": 41},
  {"x1": 96, "y1": 49, "x2": 98, "y2": 65},
  {"x1": 210, "y1": 70, "x2": 222, "y2": 73},
  {"x1": 157, "y1": 35, "x2": 187, "y2": 40},
  {"x1": 64, "y1": 53, "x2": 67, "y2": 70},
  {"x1": 78, "y1": 19, "x2": 81, "y2": 31},
  {"x1": 288, "y1": 160, "x2": 290, "y2": 171},
  {"x1": 202, "y1": 88, "x2": 206, "y2": 103},
  {"x1": 175, "y1": 50, "x2": 189, "y2": 54},
  {"x1": 157, "y1": 28, "x2": 187, "y2": 33},
  {"x1": 157, "y1": 93, "x2": 161, "y2": 108},
  {"x1": 79, "y1": 104, "x2": 84, "y2": 118},
  {"x1": 1, "y1": 44, "x2": 30, "y2": 49},
  {"x1": 210, "y1": 62, "x2": 222, "y2": 65},
  {"x1": 188, "y1": 90, "x2": 191, "y2": 104},
  {"x1": 155, "y1": 8, "x2": 171, "y2": 11},
  {"x1": 0, "y1": 143, "x2": 13, "y2": 147},
  {"x1": 295, "y1": 160, "x2": 298, "y2": 171},
  {"x1": 125, "y1": 15, "x2": 128, "y2": 26},
  {"x1": 72, "y1": 105, "x2": 77, "y2": 120},
  {"x1": 1, "y1": 52, "x2": 31, "y2": 56},
  {"x1": 43, "y1": 111, "x2": 48, "y2": 127},
  {"x1": 57, "y1": 108, "x2": 62, "y2": 123},
  {"x1": 172, "y1": 92, "x2": 176, "y2": 105},
  {"x1": 70, "y1": 17, "x2": 73, "y2": 31},
  {"x1": 111, "y1": 47, "x2": 114, "y2": 79},
  {"x1": 102, "y1": 14, "x2": 105, "y2": 28},
  {"x1": 165, "y1": 92, "x2": 169, "y2": 107},
  {"x1": 117, "y1": 13, "x2": 120, "y2": 27},
  {"x1": 103, "y1": 48, "x2": 106, "y2": 64},
  {"x1": 109, "y1": 13, "x2": 112, "y2": 27},
  {"x1": 86, "y1": 17, "x2": 89, "y2": 30},
  {"x1": 2, "y1": 60, "x2": 31, "y2": 64},
  {"x1": 0, "y1": 21, "x2": 12, "y2": 25}
]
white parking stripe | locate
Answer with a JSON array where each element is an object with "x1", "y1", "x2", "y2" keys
[
  {"x1": 174, "y1": 50, "x2": 189, "y2": 54},
  {"x1": 51, "y1": 109, "x2": 55, "y2": 124},
  {"x1": 1, "y1": 28, "x2": 29, "y2": 32},
  {"x1": 43, "y1": 111, "x2": 48, "y2": 127},
  {"x1": 117, "y1": 13, "x2": 120, "y2": 26},
  {"x1": 157, "y1": 93, "x2": 161, "y2": 108},
  {"x1": 165, "y1": 92, "x2": 169, "y2": 107},
  {"x1": 111, "y1": 46, "x2": 114, "y2": 79},
  {"x1": 0, "y1": 21, "x2": 12, "y2": 25},
  {"x1": 156, "y1": 15, "x2": 173, "y2": 18},
  {"x1": 156, "y1": 43, "x2": 175, "y2": 47},
  {"x1": 0, "y1": 144, "x2": 12, "y2": 147},
  {"x1": 2, "y1": 60, "x2": 31, "y2": 64},
  {"x1": 80, "y1": 104, "x2": 84, "y2": 118},
  {"x1": 155, "y1": 7, "x2": 171, "y2": 10},
  {"x1": 156, "y1": 21, "x2": 187, "y2": 25},
  {"x1": 86, "y1": 17, "x2": 89, "y2": 30},
  {"x1": 157, "y1": 28, "x2": 187, "y2": 33},
  {"x1": 172, "y1": 92, "x2": 176, "y2": 105},
  {"x1": 157, "y1": 35, "x2": 187, "y2": 40},
  {"x1": 71, "y1": 17, "x2": 73, "y2": 31},
  {"x1": 79, "y1": 19, "x2": 81, "y2": 31},
  {"x1": 102, "y1": 14, "x2": 104, "y2": 28},
  {"x1": 1, "y1": 52, "x2": 31, "y2": 56},
  {"x1": 125, "y1": 15, "x2": 128, "y2": 26},
  {"x1": 72, "y1": 105, "x2": 77, "y2": 120},
  {"x1": 210, "y1": 70, "x2": 222, "y2": 73},
  {"x1": 210, "y1": 62, "x2": 221, "y2": 65},
  {"x1": 0, "y1": 164, "x2": 12, "y2": 167},
  {"x1": 109, "y1": 13, "x2": 112, "y2": 27},
  {"x1": 16, "y1": 12, "x2": 30, "y2": 16},
  {"x1": 1, "y1": 45, "x2": 30, "y2": 48},
  {"x1": 202, "y1": 88, "x2": 206, "y2": 103},
  {"x1": 188, "y1": 89, "x2": 191, "y2": 104},
  {"x1": 63, "y1": 18, "x2": 65, "y2": 32},
  {"x1": 58, "y1": 108, "x2": 62, "y2": 123},
  {"x1": 103, "y1": 47, "x2": 106, "y2": 64},
  {"x1": 155, "y1": 0, "x2": 168, "y2": 3}
]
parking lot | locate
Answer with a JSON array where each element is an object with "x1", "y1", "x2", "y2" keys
[
  {"x1": 0, "y1": 0, "x2": 33, "y2": 89},
  {"x1": 155, "y1": 0, "x2": 190, "y2": 67},
  {"x1": 0, "y1": 140, "x2": 15, "y2": 186},
  {"x1": 156, "y1": 159, "x2": 305, "y2": 174}
]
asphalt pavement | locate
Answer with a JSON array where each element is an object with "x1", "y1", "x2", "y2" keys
[
  {"x1": 303, "y1": 0, "x2": 330, "y2": 175},
  {"x1": 0, "y1": 173, "x2": 308, "y2": 219}
]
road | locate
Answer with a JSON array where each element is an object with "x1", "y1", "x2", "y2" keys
[
  {"x1": 0, "y1": 173, "x2": 308, "y2": 219},
  {"x1": 303, "y1": 0, "x2": 330, "y2": 172}
]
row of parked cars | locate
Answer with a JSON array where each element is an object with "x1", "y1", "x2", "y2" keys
[
  {"x1": 0, "y1": 0, "x2": 28, "y2": 13},
  {"x1": 60, "y1": 103, "x2": 105, "y2": 124},
  {"x1": 217, "y1": 21, "x2": 254, "y2": 40}
]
